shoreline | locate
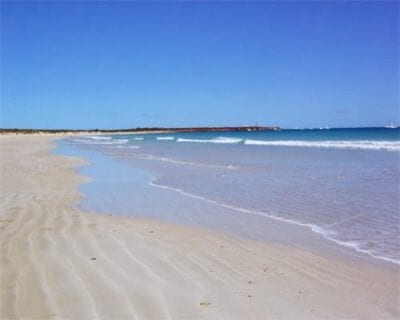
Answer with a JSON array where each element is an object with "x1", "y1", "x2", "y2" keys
[
  {"x1": 148, "y1": 176, "x2": 400, "y2": 269},
  {"x1": 1, "y1": 135, "x2": 399, "y2": 319},
  {"x1": 64, "y1": 135, "x2": 399, "y2": 269}
]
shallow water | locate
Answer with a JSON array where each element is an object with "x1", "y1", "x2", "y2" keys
[{"x1": 58, "y1": 128, "x2": 400, "y2": 265}]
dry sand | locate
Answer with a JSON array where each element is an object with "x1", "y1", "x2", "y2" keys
[{"x1": 1, "y1": 135, "x2": 399, "y2": 319}]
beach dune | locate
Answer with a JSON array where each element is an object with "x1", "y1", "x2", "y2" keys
[{"x1": 0, "y1": 135, "x2": 399, "y2": 319}]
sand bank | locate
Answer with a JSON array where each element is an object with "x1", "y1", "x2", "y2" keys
[{"x1": 1, "y1": 135, "x2": 399, "y2": 319}]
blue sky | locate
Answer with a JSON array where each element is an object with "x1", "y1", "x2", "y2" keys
[{"x1": 1, "y1": 1, "x2": 398, "y2": 129}]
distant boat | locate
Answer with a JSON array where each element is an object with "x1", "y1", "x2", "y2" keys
[{"x1": 385, "y1": 124, "x2": 398, "y2": 129}]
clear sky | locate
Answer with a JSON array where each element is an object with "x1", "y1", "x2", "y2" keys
[{"x1": 1, "y1": 1, "x2": 398, "y2": 129}]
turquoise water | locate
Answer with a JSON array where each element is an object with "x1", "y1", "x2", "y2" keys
[{"x1": 63, "y1": 127, "x2": 400, "y2": 265}]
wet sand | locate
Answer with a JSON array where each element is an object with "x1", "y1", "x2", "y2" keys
[{"x1": 1, "y1": 135, "x2": 399, "y2": 319}]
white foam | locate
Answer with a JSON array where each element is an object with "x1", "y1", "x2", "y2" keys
[
  {"x1": 97, "y1": 139, "x2": 129, "y2": 145},
  {"x1": 84, "y1": 136, "x2": 112, "y2": 140},
  {"x1": 244, "y1": 140, "x2": 400, "y2": 151},
  {"x1": 73, "y1": 138, "x2": 129, "y2": 145},
  {"x1": 156, "y1": 136, "x2": 175, "y2": 141},
  {"x1": 134, "y1": 154, "x2": 239, "y2": 170},
  {"x1": 133, "y1": 137, "x2": 144, "y2": 140},
  {"x1": 212, "y1": 137, "x2": 243, "y2": 144},
  {"x1": 176, "y1": 136, "x2": 243, "y2": 144},
  {"x1": 117, "y1": 145, "x2": 140, "y2": 149},
  {"x1": 176, "y1": 138, "x2": 210, "y2": 143},
  {"x1": 149, "y1": 178, "x2": 400, "y2": 266}
]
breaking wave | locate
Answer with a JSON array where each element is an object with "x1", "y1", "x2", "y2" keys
[
  {"x1": 177, "y1": 137, "x2": 243, "y2": 144},
  {"x1": 156, "y1": 136, "x2": 175, "y2": 141},
  {"x1": 243, "y1": 140, "x2": 400, "y2": 151}
]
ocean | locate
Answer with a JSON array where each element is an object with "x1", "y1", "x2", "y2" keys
[{"x1": 58, "y1": 127, "x2": 400, "y2": 265}]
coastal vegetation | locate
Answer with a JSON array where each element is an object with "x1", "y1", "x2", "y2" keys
[{"x1": 0, "y1": 126, "x2": 280, "y2": 134}]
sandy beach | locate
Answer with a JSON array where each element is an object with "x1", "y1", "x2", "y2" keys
[{"x1": 1, "y1": 135, "x2": 399, "y2": 319}]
